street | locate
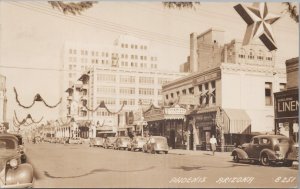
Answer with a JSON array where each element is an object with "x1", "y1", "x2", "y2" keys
[{"x1": 25, "y1": 142, "x2": 298, "y2": 188}]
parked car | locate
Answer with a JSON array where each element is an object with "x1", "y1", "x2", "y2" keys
[
  {"x1": 68, "y1": 137, "x2": 83, "y2": 144},
  {"x1": 231, "y1": 135, "x2": 298, "y2": 166},
  {"x1": 0, "y1": 134, "x2": 34, "y2": 188},
  {"x1": 128, "y1": 136, "x2": 147, "y2": 151},
  {"x1": 113, "y1": 137, "x2": 131, "y2": 150},
  {"x1": 103, "y1": 137, "x2": 117, "y2": 149},
  {"x1": 89, "y1": 137, "x2": 105, "y2": 147},
  {"x1": 143, "y1": 136, "x2": 169, "y2": 154}
]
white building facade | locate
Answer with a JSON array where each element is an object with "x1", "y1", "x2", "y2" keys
[
  {"x1": 162, "y1": 28, "x2": 286, "y2": 150},
  {"x1": 61, "y1": 35, "x2": 187, "y2": 138}
]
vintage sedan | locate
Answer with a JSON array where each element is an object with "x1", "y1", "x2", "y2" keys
[
  {"x1": 103, "y1": 137, "x2": 117, "y2": 149},
  {"x1": 68, "y1": 137, "x2": 83, "y2": 144},
  {"x1": 143, "y1": 136, "x2": 169, "y2": 154},
  {"x1": 89, "y1": 137, "x2": 104, "y2": 147},
  {"x1": 128, "y1": 136, "x2": 147, "y2": 151},
  {"x1": 113, "y1": 137, "x2": 131, "y2": 150},
  {"x1": 0, "y1": 134, "x2": 34, "y2": 188},
  {"x1": 231, "y1": 135, "x2": 298, "y2": 166}
]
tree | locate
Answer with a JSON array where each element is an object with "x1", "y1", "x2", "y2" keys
[
  {"x1": 48, "y1": 1, "x2": 97, "y2": 15},
  {"x1": 283, "y1": 2, "x2": 299, "y2": 23}
]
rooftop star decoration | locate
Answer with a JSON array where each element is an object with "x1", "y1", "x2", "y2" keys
[{"x1": 234, "y1": 2, "x2": 281, "y2": 51}]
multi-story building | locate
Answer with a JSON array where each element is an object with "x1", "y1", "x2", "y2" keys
[
  {"x1": 61, "y1": 35, "x2": 162, "y2": 117},
  {"x1": 62, "y1": 35, "x2": 187, "y2": 138},
  {"x1": 159, "y1": 28, "x2": 286, "y2": 151}
]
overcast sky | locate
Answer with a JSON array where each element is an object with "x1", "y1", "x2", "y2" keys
[{"x1": 0, "y1": 1, "x2": 298, "y2": 124}]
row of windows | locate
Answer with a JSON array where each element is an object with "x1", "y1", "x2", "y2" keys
[
  {"x1": 97, "y1": 74, "x2": 116, "y2": 82},
  {"x1": 120, "y1": 87, "x2": 135, "y2": 94},
  {"x1": 158, "y1": 78, "x2": 171, "y2": 85},
  {"x1": 96, "y1": 110, "x2": 115, "y2": 116},
  {"x1": 120, "y1": 99, "x2": 135, "y2": 105},
  {"x1": 139, "y1": 88, "x2": 154, "y2": 95},
  {"x1": 165, "y1": 81, "x2": 216, "y2": 105},
  {"x1": 121, "y1": 43, "x2": 148, "y2": 50},
  {"x1": 238, "y1": 49, "x2": 273, "y2": 61},
  {"x1": 97, "y1": 87, "x2": 116, "y2": 94},
  {"x1": 139, "y1": 77, "x2": 154, "y2": 84},
  {"x1": 119, "y1": 76, "x2": 135, "y2": 83},
  {"x1": 97, "y1": 98, "x2": 116, "y2": 105}
]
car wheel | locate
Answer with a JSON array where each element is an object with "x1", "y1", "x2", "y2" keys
[
  {"x1": 165, "y1": 151, "x2": 168, "y2": 154},
  {"x1": 260, "y1": 153, "x2": 270, "y2": 166},
  {"x1": 284, "y1": 160, "x2": 293, "y2": 167},
  {"x1": 233, "y1": 153, "x2": 239, "y2": 163},
  {"x1": 131, "y1": 147, "x2": 134, "y2": 152}
]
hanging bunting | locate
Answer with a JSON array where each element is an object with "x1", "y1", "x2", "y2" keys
[
  {"x1": 14, "y1": 87, "x2": 62, "y2": 109},
  {"x1": 14, "y1": 110, "x2": 43, "y2": 127},
  {"x1": 83, "y1": 101, "x2": 126, "y2": 114}
]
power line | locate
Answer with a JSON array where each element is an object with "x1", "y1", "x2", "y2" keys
[{"x1": 8, "y1": 1, "x2": 190, "y2": 49}]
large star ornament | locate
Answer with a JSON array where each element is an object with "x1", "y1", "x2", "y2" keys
[{"x1": 234, "y1": 3, "x2": 281, "y2": 51}]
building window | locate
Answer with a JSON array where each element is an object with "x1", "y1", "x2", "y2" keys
[
  {"x1": 238, "y1": 48, "x2": 246, "y2": 59},
  {"x1": 189, "y1": 87, "x2": 194, "y2": 95},
  {"x1": 257, "y1": 50, "x2": 264, "y2": 61},
  {"x1": 279, "y1": 83, "x2": 286, "y2": 92},
  {"x1": 166, "y1": 94, "x2": 168, "y2": 100},
  {"x1": 248, "y1": 49, "x2": 255, "y2": 60},
  {"x1": 171, "y1": 93, "x2": 174, "y2": 98},
  {"x1": 265, "y1": 82, "x2": 273, "y2": 106},
  {"x1": 176, "y1": 91, "x2": 180, "y2": 96},
  {"x1": 266, "y1": 52, "x2": 273, "y2": 61},
  {"x1": 182, "y1": 89, "x2": 186, "y2": 95}
]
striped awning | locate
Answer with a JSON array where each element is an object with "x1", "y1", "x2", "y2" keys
[{"x1": 223, "y1": 109, "x2": 251, "y2": 134}]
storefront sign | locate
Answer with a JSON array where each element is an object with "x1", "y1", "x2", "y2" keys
[
  {"x1": 165, "y1": 106, "x2": 186, "y2": 115},
  {"x1": 275, "y1": 90, "x2": 299, "y2": 119}
]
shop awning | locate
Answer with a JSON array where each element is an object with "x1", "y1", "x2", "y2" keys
[{"x1": 223, "y1": 109, "x2": 251, "y2": 134}]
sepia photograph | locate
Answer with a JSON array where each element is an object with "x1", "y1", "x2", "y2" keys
[{"x1": 0, "y1": 0, "x2": 299, "y2": 188}]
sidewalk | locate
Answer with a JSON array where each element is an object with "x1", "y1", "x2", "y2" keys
[{"x1": 169, "y1": 149, "x2": 232, "y2": 157}]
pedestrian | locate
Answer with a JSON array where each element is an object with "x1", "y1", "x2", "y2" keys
[
  {"x1": 149, "y1": 135, "x2": 155, "y2": 154},
  {"x1": 210, "y1": 135, "x2": 217, "y2": 156}
]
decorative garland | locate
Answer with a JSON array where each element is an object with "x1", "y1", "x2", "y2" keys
[
  {"x1": 84, "y1": 101, "x2": 125, "y2": 114},
  {"x1": 14, "y1": 110, "x2": 43, "y2": 127},
  {"x1": 14, "y1": 87, "x2": 62, "y2": 109}
]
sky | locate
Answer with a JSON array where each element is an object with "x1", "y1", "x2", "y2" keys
[{"x1": 0, "y1": 1, "x2": 298, "y2": 125}]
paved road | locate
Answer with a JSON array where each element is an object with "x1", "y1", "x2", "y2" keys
[{"x1": 25, "y1": 142, "x2": 298, "y2": 188}]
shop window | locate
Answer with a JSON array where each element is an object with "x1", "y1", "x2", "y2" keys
[{"x1": 265, "y1": 82, "x2": 273, "y2": 106}]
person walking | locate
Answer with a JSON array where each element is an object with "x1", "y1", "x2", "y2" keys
[{"x1": 210, "y1": 135, "x2": 217, "y2": 156}]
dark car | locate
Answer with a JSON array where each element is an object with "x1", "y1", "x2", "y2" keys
[
  {"x1": 231, "y1": 135, "x2": 298, "y2": 166},
  {"x1": 113, "y1": 137, "x2": 131, "y2": 150},
  {"x1": 103, "y1": 137, "x2": 117, "y2": 149},
  {"x1": 0, "y1": 134, "x2": 34, "y2": 188},
  {"x1": 143, "y1": 136, "x2": 169, "y2": 154},
  {"x1": 128, "y1": 136, "x2": 147, "y2": 152}
]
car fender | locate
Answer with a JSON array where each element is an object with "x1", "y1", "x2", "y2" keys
[
  {"x1": 231, "y1": 148, "x2": 249, "y2": 159},
  {"x1": 6, "y1": 163, "x2": 33, "y2": 185},
  {"x1": 260, "y1": 149, "x2": 276, "y2": 161}
]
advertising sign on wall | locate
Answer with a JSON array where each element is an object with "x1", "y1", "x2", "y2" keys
[{"x1": 274, "y1": 89, "x2": 299, "y2": 119}]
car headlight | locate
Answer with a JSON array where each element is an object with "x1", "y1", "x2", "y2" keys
[{"x1": 9, "y1": 159, "x2": 18, "y2": 168}]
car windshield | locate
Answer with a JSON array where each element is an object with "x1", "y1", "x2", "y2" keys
[{"x1": 0, "y1": 138, "x2": 16, "y2": 150}]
